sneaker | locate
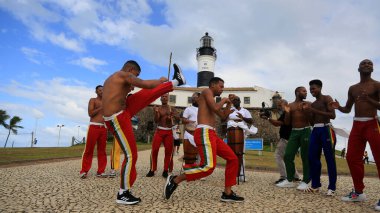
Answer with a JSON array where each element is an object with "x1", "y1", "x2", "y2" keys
[
  {"x1": 375, "y1": 199, "x2": 380, "y2": 211},
  {"x1": 116, "y1": 190, "x2": 141, "y2": 205},
  {"x1": 164, "y1": 175, "x2": 178, "y2": 199},
  {"x1": 162, "y1": 170, "x2": 168, "y2": 178},
  {"x1": 276, "y1": 179, "x2": 296, "y2": 188},
  {"x1": 80, "y1": 172, "x2": 87, "y2": 179},
  {"x1": 326, "y1": 189, "x2": 335, "y2": 196},
  {"x1": 220, "y1": 191, "x2": 244, "y2": 203},
  {"x1": 294, "y1": 178, "x2": 302, "y2": 182},
  {"x1": 96, "y1": 172, "x2": 108, "y2": 178},
  {"x1": 109, "y1": 170, "x2": 116, "y2": 178},
  {"x1": 303, "y1": 187, "x2": 319, "y2": 193},
  {"x1": 296, "y1": 182, "x2": 309, "y2": 191},
  {"x1": 341, "y1": 190, "x2": 366, "y2": 202},
  {"x1": 172, "y1": 63, "x2": 186, "y2": 86},
  {"x1": 275, "y1": 178, "x2": 286, "y2": 184},
  {"x1": 146, "y1": 170, "x2": 155, "y2": 177}
]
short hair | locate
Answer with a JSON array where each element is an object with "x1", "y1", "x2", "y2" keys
[
  {"x1": 295, "y1": 86, "x2": 304, "y2": 95},
  {"x1": 95, "y1": 85, "x2": 103, "y2": 90},
  {"x1": 193, "y1": 92, "x2": 201, "y2": 97},
  {"x1": 209, "y1": 77, "x2": 224, "y2": 86},
  {"x1": 309, "y1": 79, "x2": 323, "y2": 87},
  {"x1": 122, "y1": 60, "x2": 141, "y2": 72}
]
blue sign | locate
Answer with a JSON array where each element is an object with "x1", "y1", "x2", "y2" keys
[{"x1": 245, "y1": 138, "x2": 263, "y2": 151}]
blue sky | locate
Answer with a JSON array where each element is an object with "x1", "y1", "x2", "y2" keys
[{"x1": 0, "y1": 0, "x2": 379, "y2": 160}]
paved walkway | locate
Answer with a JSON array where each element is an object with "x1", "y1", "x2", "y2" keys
[{"x1": 0, "y1": 148, "x2": 379, "y2": 212}]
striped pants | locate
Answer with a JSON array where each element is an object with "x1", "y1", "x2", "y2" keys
[{"x1": 183, "y1": 127, "x2": 238, "y2": 187}]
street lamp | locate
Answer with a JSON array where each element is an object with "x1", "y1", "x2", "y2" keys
[
  {"x1": 77, "y1": 125, "x2": 80, "y2": 139},
  {"x1": 57, "y1": 124, "x2": 64, "y2": 147}
]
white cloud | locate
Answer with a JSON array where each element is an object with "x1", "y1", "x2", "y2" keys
[
  {"x1": 20, "y1": 47, "x2": 53, "y2": 65},
  {"x1": 71, "y1": 57, "x2": 108, "y2": 72}
]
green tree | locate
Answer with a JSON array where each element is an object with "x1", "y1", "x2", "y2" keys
[
  {"x1": 0, "y1": 109, "x2": 10, "y2": 128},
  {"x1": 4, "y1": 116, "x2": 23, "y2": 148}
]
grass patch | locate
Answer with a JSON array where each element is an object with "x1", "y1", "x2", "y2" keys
[{"x1": 0, "y1": 142, "x2": 151, "y2": 166}]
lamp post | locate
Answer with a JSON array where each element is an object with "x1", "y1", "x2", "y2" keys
[
  {"x1": 77, "y1": 125, "x2": 80, "y2": 138},
  {"x1": 57, "y1": 124, "x2": 64, "y2": 147}
]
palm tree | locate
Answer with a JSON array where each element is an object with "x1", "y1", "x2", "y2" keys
[
  {"x1": 4, "y1": 116, "x2": 23, "y2": 148},
  {"x1": 0, "y1": 109, "x2": 10, "y2": 128}
]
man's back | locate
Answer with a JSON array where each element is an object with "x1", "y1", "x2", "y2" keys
[{"x1": 102, "y1": 71, "x2": 132, "y2": 117}]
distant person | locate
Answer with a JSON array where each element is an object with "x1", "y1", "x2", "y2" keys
[
  {"x1": 102, "y1": 60, "x2": 186, "y2": 205},
  {"x1": 164, "y1": 77, "x2": 244, "y2": 202},
  {"x1": 260, "y1": 99, "x2": 301, "y2": 184},
  {"x1": 302, "y1": 79, "x2": 337, "y2": 196},
  {"x1": 330, "y1": 59, "x2": 379, "y2": 211},
  {"x1": 363, "y1": 151, "x2": 369, "y2": 164},
  {"x1": 341, "y1": 148, "x2": 346, "y2": 159},
  {"x1": 173, "y1": 124, "x2": 181, "y2": 155},
  {"x1": 79, "y1": 85, "x2": 108, "y2": 179},
  {"x1": 276, "y1": 87, "x2": 312, "y2": 191},
  {"x1": 146, "y1": 93, "x2": 179, "y2": 178}
]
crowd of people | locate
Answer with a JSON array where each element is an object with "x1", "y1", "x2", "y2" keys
[{"x1": 78, "y1": 59, "x2": 379, "y2": 211}]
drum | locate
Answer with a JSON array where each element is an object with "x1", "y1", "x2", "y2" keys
[
  {"x1": 227, "y1": 127, "x2": 244, "y2": 156},
  {"x1": 183, "y1": 139, "x2": 198, "y2": 164},
  {"x1": 185, "y1": 122, "x2": 196, "y2": 133}
]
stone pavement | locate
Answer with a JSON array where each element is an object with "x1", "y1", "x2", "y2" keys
[{"x1": 0, "y1": 147, "x2": 379, "y2": 212}]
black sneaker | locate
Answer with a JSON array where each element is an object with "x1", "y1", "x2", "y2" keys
[
  {"x1": 172, "y1": 63, "x2": 186, "y2": 86},
  {"x1": 164, "y1": 175, "x2": 178, "y2": 199},
  {"x1": 162, "y1": 170, "x2": 168, "y2": 178},
  {"x1": 116, "y1": 190, "x2": 141, "y2": 205},
  {"x1": 220, "y1": 191, "x2": 244, "y2": 203},
  {"x1": 146, "y1": 170, "x2": 155, "y2": 177},
  {"x1": 275, "y1": 178, "x2": 286, "y2": 184}
]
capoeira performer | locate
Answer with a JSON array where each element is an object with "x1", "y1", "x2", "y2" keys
[
  {"x1": 330, "y1": 59, "x2": 380, "y2": 211},
  {"x1": 102, "y1": 60, "x2": 186, "y2": 205},
  {"x1": 79, "y1": 85, "x2": 108, "y2": 179},
  {"x1": 146, "y1": 93, "x2": 179, "y2": 178},
  {"x1": 301, "y1": 79, "x2": 337, "y2": 196},
  {"x1": 164, "y1": 77, "x2": 244, "y2": 202}
]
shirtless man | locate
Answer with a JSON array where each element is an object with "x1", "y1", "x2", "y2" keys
[
  {"x1": 330, "y1": 59, "x2": 380, "y2": 210},
  {"x1": 80, "y1": 85, "x2": 108, "y2": 179},
  {"x1": 276, "y1": 87, "x2": 312, "y2": 191},
  {"x1": 146, "y1": 93, "x2": 178, "y2": 178},
  {"x1": 302, "y1": 80, "x2": 337, "y2": 196},
  {"x1": 164, "y1": 77, "x2": 244, "y2": 202},
  {"x1": 102, "y1": 60, "x2": 186, "y2": 205}
]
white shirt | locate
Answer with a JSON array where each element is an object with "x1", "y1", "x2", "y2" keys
[
  {"x1": 182, "y1": 105, "x2": 198, "y2": 146},
  {"x1": 227, "y1": 106, "x2": 257, "y2": 135}
]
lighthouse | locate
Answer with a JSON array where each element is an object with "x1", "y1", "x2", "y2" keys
[{"x1": 196, "y1": 32, "x2": 217, "y2": 88}]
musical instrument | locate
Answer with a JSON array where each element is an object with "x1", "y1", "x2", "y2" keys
[
  {"x1": 183, "y1": 139, "x2": 198, "y2": 164},
  {"x1": 227, "y1": 127, "x2": 244, "y2": 181}
]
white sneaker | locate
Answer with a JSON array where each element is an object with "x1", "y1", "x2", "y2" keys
[
  {"x1": 375, "y1": 199, "x2": 380, "y2": 211},
  {"x1": 326, "y1": 189, "x2": 335, "y2": 196},
  {"x1": 296, "y1": 182, "x2": 309, "y2": 191},
  {"x1": 276, "y1": 179, "x2": 296, "y2": 188},
  {"x1": 341, "y1": 190, "x2": 366, "y2": 202}
]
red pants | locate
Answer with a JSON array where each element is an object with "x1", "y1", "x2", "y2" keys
[
  {"x1": 80, "y1": 124, "x2": 107, "y2": 174},
  {"x1": 183, "y1": 127, "x2": 238, "y2": 187},
  {"x1": 149, "y1": 129, "x2": 174, "y2": 172},
  {"x1": 346, "y1": 119, "x2": 380, "y2": 192},
  {"x1": 104, "y1": 82, "x2": 173, "y2": 190}
]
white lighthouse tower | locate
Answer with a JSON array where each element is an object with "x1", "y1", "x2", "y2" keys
[{"x1": 196, "y1": 32, "x2": 217, "y2": 88}]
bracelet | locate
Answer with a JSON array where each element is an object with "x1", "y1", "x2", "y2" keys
[{"x1": 267, "y1": 118, "x2": 270, "y2": 120}]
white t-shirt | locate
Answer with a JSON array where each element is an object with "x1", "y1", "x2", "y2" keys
[
  {"x1": 183, "y1": 106, "x2": 198, "y2": 123},
  {"x1": 228, "y1": 107, "x2": 252, "y2": 125}
]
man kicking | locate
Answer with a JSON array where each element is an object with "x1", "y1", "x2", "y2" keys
[
  {"x1": 164, "y1": 77, "x2": 244, "y2": 202},
  {"x1": 102, "y1": 60, "x2": 185, "y2": 205}
]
